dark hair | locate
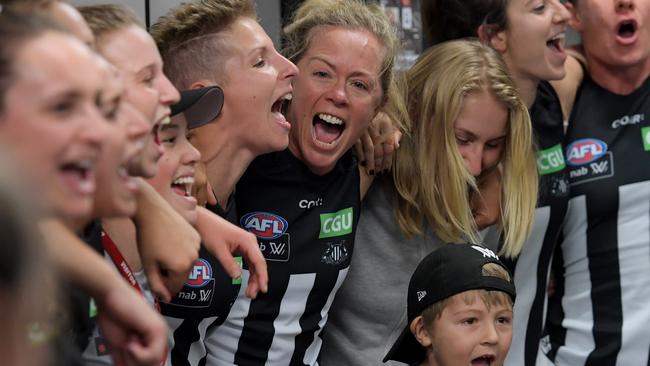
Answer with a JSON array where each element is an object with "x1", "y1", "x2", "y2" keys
[
  {"x1": 422, "y1": 0, "x2": 509, "y2": 48},
  {"x1": 0, "y1": 9, "x2": 69, "y2": 114}
]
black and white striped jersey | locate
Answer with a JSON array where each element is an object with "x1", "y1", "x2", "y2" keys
[
  {"x1": 503, "y1": 81, "x2": 570, "y2": 366},
  {"x1": 205, "y1": 149, "x2": 360, "y2": 366},
  {"x1": 542, "y1": 74, "x2": 650, "y2": 366},
  {"x1": 160, "y1": 199, "x2": 241, "y2": 366}
]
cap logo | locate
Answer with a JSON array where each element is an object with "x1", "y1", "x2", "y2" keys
[
  {"x1": 471, "y1": 245, "x2": 499, "y2": 260},
  {"x1": 417, "y1": 291, "x2": 427, "y2": 302}
]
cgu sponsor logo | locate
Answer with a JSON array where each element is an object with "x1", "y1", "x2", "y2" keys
[
  {"x1": 537, "y1": 144, "x2": 565, "y2": 175},
  {"x1": 185, "y1": 258, "x2": 212, "y2": 288},
  {"x1": 319, "y1": 207, "x2": 353, "y2": 239},
  {"x1": 565, "y1": 138, "x2": 608, "y2": 166},
  {"x1": 240, "y1": 211, "x2": 288, "y2": 240}
]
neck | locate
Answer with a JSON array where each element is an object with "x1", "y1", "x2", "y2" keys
[
  {"x1": 204, "y1": 141, "x2": 258, "y2": 205},
  {"x1": 587, "y1": 55, "x2": 650, "y2": 95},
  {"x1": 102, "y1": 217, "x2": 141, "y2": 271},
  {"x1": 510, "y1": 72, "x2": 539, "y2": 109}
]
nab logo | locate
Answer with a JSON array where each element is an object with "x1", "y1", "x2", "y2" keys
[
  {"x1": 240, "y1": 212, "x2": 288, "y2": 239},
  {"x1": 185, "y1": 258, "x2": 212, "y2": 288},
  {"x1": 566, "y1": 138, "x2": 608, "y2": 166}
]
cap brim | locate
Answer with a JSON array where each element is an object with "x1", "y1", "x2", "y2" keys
[
  {"x1": 170, "y1": 86, "x2": 224, "y2": 129},
  {"x1": 383, "y1": 325, "x2": 425, "y2": 364}
]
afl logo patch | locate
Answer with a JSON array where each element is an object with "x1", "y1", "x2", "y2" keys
[
  {"x1": 566, "y1": 138, "x2": 608, "y2": 166},
  {"x1": 185, "y1": 258, "x2": 212, "y2": 288},
  {"x1": 240, "y1": 212, "x2": 288, "y2": 239}
]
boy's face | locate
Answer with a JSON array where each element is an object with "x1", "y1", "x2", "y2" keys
[{"x1": 422, "y1": 290, "x2": 513, "y2": 366}]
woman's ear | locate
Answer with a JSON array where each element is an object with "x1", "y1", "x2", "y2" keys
[
  {"x1": 564, "y1": 2, "x2": 582, "y2": 32},
  {"x1": 480, "y1": 24, "x2": 507, "y2": 53},
  {"x1": 189, "y1": 80, "x2": 211, "y2": 90},
  {"x1": 410, "y1": 316, "x2": 433, "y2": 347}
]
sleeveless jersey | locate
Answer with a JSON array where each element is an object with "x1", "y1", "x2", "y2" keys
[
  {"x1": 205, "y1": 149, "x2": 360, "y2": 366},
  {"x1": 160, "y1": 199, "x2": 241, "y2": 366},
  {"x1": 503, "y1": 81, "x2": 570, "y2": 366},
  {"x1": 541, "y1": 75, "x2": 650, "y2": 366}
]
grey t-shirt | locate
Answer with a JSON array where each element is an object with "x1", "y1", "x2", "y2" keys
[{"x1": 320, "y1": 180, "x2": 444, "y2": 365}]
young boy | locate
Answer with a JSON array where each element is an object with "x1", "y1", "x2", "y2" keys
[{"x1": 384, "y1": 244, "x2": 516, "y2": 366}]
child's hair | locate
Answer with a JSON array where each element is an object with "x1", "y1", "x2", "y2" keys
[{"x1": 420, "y1": 262, "x2": 513, "y2": 324}]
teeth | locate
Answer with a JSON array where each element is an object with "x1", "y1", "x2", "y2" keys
[
  {"x1": 75, "y1": 159, "x2": 92, "y2": 170},
  {"x1": 282, "y1": 93, "x2": 293, "y2": 101},
  {"x1": 172, "y1": 176, "x2": 194, "y2": 185},
  {"x1": 160, "y1": 116, "x2": 171, "y2": 125},
  {"x1": 318, "y1": 113, "x2": 344, "y2": 125}
]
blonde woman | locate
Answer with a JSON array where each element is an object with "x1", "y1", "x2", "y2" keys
[{"x1": 322, "y1": 39, "x2": 537, "y2": 365}]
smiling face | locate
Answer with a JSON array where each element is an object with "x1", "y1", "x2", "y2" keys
[
  {"x1": 493, "y1": 0, "x2": 570, "y2": 82},
  {"x1": 99, "y1": 24, "x2": 180, "y2": 178},
  {"x1": 0, "y1": 32, "x2": 106, "y2": 226},
  {"x1": 569, "y1": 0, "x2": 650, "y2": 70},
  {"x1": 454, "y1": 88, "x2": 508, "y2": 177},
  {"x1": 423, "y1": 291, "x2": 513, "y2": 366},
  {"x1": 146, "y1": 114, "x2": 200, "y2": 225},
  {"x1": 93, "y1": 67, "x2": 150, "y2": 218},
  {"x1": 287, "y1": 26, "x2": 385, "y2": 175}
]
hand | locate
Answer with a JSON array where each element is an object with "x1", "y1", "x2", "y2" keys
[
  {"x1": 471, "y1": 168, "x2": 502, "y2": 230},
  {"x1": 133, "y1": 180, "x2": 200, "y2": 302},
  {"x1": 95, "y1": 282, "x2": 167, "y2": 366},
  {"x1": 37, "y1": 219, "x2": 168, "y2": 366},
  {"x1": 354, "y1": 111, "x2": 402, "y2": 175},
  {"x1": 197, "y1": 206, "x2": 268, "y2": 299},
  {"x1": 191, "y1": 162, "x2": 217, "y2": 207}
]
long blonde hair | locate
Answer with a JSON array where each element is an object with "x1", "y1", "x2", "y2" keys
[{"x1": 392, "y1": 39, "x2": 537, "y2": 258}]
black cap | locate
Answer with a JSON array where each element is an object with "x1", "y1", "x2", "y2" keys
[
  {"x1": 383, "y1": 244, "x2": 516, "y2": 364},
  {"x1": 170, "y1": 86, "x2": 224, "y2": 129}
]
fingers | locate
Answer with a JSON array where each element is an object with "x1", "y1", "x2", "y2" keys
[
  {"x1": 237, "y1": 232, "x2": 268, "y2": 296},
  {"x1": 360, "y1": 132, "x2": 376, "y2": 175},
  {"x1": 144, "y1": 264, "x2": 172, "y2": 303},
  {"x1": 161, "y1": 268, "x2": 188, "y2": 301},
  {"x1": 211, "y1": 241, "x2": 243, "y2": 280},
  {"x1": 354, "y1": 140, "x2": 366, "y2": 169}
]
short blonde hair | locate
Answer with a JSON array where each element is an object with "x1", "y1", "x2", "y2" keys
[
  {"x1": 77, "y1": 4, "x2": 142, "y2": 46},
  {"x1": 393, "y1": 39, "x2": 537, "y2": 258},
  {"x1": 283, "y1": 0, "x2": 399, "y2": 100},
  {"x1": 150, "y1": 0, "x2": 256, "y2": 89}
]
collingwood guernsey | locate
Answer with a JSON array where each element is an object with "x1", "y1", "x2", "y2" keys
[
  {"x1": 542, "y1": 74, "x2": 650, "y2": 365},
  {"x1": 205, "y1": 149, "x2": 360, "y2": 366}
]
